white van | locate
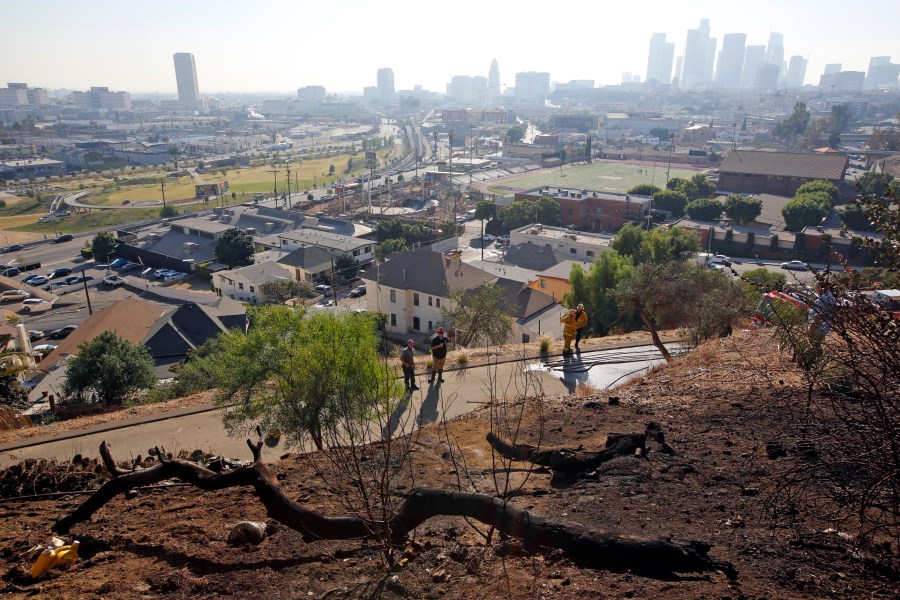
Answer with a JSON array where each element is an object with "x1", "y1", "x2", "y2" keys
[{"x1": 23, "y1": 298, "x2": 52, "y2": 313}]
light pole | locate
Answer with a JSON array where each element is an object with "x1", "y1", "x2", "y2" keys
[
  {"x1": 267, "y1": 167, "x2": 279, "y2": 204},
  {"x1": 665, "y1": 132, "x2": 675, "y2": 186}
]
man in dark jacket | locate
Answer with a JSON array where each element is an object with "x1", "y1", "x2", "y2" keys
[
  {"x1": 429, "y1": 327, "x2": 449, "y2": 384},
  {"x1": 399, "y1": 339, "x2": 419, "y2": 390}
]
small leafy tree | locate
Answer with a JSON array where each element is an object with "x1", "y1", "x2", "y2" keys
[
  {"x1": 159, "y1": 205, "x2": 177, "y2": 218},
  {"x1": 444, "y1": 282, "x2": 515, "y2": 347},
  {"x1": 782, "y1": 194, "x2": 829, "y2": 231},
  {"x1": 91, "y1": 231, "x2": 117, "y2": 262},
  {"x1": 564, "y1": 250, "x2": 636, "y2": 336},
  {"x1": 474, "y1": 200, "x2": 495, "y2": 221},
  {"x1": 215, "y1": 227, "x2": 255, "y2": 268},
  {"x1": 627, "y1": 183, "x2": 662, "y2": 196},
  {"x1": 686, "y1": 198, "x2": 725, "y2": 221},
  {"x1": 62, "y1": 332, "x2": 156, "y2": 406},
  {"x1": 259, "y1": 279, "x2": 300, "y2": 303},
  {"x1": 724, "y1": 194, "x2": 763, "y2": 225},
  {"x1": 376, "y1": 238, "x2": 408, "y2": 258},
  {"x1": 836, "y1": 204, "x2": 875, "y2": 231},
  {"x1": 652, "y1": 189, "x2": 688, "y2": 216},
  {"x1": 335, "y1": 253, "x2": 360, "y2": 282}
]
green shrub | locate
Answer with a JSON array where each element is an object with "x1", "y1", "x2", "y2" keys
[
  {"x1": 456, "y1": 352, "x2": 469, "y2": 365},
  {"x1": 539, "y1": 337, "x2": 551, "y2": 353}
]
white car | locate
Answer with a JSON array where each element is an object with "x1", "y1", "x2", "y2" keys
[
  {"x1": 708, "y1": 254, "x2": 732, "y2": 266},
  {"x1": 103, "y1": 275, "x2": 125, "y2": 287},
  {"x1": 480, "y1": 234, "x2": 496, "y2": 243},
  {"x1": 32, "y1": 344, "x2": 57, "y2": 353},
  {"x1": 161, "y1": 272, "x2": 185, "y2": 282},
  {"x1": 781, "y1": 260, "x2": 810, "y2": 271}
]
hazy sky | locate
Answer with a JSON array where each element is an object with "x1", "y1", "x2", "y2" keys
[{"x1": 1, "y1": 0, "x2": 897, "y2": 95}]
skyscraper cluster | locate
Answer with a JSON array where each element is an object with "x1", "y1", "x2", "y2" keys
[{"x1": 647, "y1": 20, "x2": 812, "y2": 92}]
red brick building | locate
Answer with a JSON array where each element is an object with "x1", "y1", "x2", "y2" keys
[
  {"x1": 514, "y1": 186, "x2": 651, "y2": 232},
  {"x1": 717, "y1": 150, "x2": 848, "y2": 197}
]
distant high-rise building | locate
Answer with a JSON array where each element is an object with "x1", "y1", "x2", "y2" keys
[
  {"x1": 515, "y1": 71, "x2": 550, "y2": 103},
  {"x1": 377, "y1": 68, "x2": 395, "y2": 102},
  {"x1": 71, "y1": 86, "x2": 131, "y2": 110},
  {"x1": 705, "y1": 37, "x2": 718, "y2": 82},
  {"x1": 823, "y1": 63, "x2": 842, "y2": 76},
  {"x1": 297, "y1": 86, "x2": 327, "y2": 103},
  {"x1": 741, "y1": 45, "x2": 766, "y2": 88},
  {"x1": 673, "y1": 55, "x2": 683, "y2": 86},
  {"x1": 173, "y1": 53, "x2": 200, "y2": 105},
  {"x1": 820, "y1": 71, "x2": 865, "y2": 92},
  {"x1": 646, "y1": 33, "x2": 675, "y2": 85},
  {"x1": 785, "y1": 56, "x2": 808, "y2": 88},
  {"x1": 715, "y1": 33, "x2": 746, "y2": 88},
  {"x1": 488, "y1": 58, "x2": 500, "y2": 98},
  {"x1": 3, "y1": 83, "x2": 48, "y2": 106},
  {"x1": 754, "y1": 63, "x2": 781, "y2": 91},
  {"x1": 447, "y1": 75, "x2": 487, "y2": 105},
  {"x1": 764, "y1": 33, "x2": 784, "y2": 80},
  {"x1": 681, "y1": 19, "x2": 711, "y2": 89},
  {"x1": 865, "y1": 56, "x2": 898, "y2": 89},
  {"x1": 621, "y1": 71, "x2": 632, "y2": 84}
]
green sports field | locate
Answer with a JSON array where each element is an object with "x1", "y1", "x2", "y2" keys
[{"x1": 487, "y1": 160, "x2": 704, "y2": 195}]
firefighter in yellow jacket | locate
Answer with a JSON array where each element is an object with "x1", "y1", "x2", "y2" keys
[{"x1": 560, "y1": 308, "x2": 577, "y2": 354}]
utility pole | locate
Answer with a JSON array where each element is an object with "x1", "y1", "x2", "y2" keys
[
  {"x1": 160, "y1": 178, "x2": 166, "y2": 209},
  {"x1": 285, "y1": 163, "x2": 292, "y2": 209},
  {"x1": 665, "y1": 132, "x2": 675, "y2": 186},
  {"x1": 330, "y1": 257, "x2": 338, "y2": 307},
  {"x1": 82, "y1": 276, "x2": 93, "y2": 315},
  {"x1": 267, "y1": 168, "x2": 278, "y2": 204}
]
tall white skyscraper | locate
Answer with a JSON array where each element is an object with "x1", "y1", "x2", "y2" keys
[
  {"x1": 864, "y1": 56, "x2": 897, "y2": 89},
  {"x1": 377, "y1": 68, "x2": 395, "y2": 102},
  {"x1": 173, "y1": 53, "x2": 200, "y2": 105},
  {"x1": 646, "y1": 33, "x2": 675, "y2": 85},
  {"x1": 785, "y1": 56, "x2": 808, "y2": 88},
  {"x1": 515, "y1": 71, "x2": 550, "y2": 103},
  {"x1": 681, "y1": 19, "x2": 711, "y2": 89},
  {"x1": 823, "y1": 63, "x2": 842, "y2": 76},
  {"x1": 765, "y1": 32, "x2": 784, "y2": 79},
  {"x1": 741, "y1": 45, "x2": 766, "y2": 88},
  {"x1": 715, "y1": 33, "x2": 746, "y2": 88},
  {"x1": 488, "y1": 58, "x2": 500, "y2": 98}
]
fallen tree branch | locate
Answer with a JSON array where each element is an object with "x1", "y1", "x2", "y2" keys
[
  {"x1": 53, "y1": 440, "x2": 735, "y2": 580},
  {"x1": 486, "y1": 431, "x2": 646, "y2": 474}
]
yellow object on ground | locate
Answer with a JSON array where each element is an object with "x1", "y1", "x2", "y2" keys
[{"x1": 30, "y1": 540, "x2": 79, "y2": 578}]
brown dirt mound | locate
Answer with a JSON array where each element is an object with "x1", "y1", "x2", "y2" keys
[{"x1": 0, "y1": 407, "x2": 31, "y2": 432}]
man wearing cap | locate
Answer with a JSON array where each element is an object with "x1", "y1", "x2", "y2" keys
[
  {"x1": 429, "y1": 327, "x2": 449, "y2": 384},
  {"x1": 399, "y1": 339, "x2": 419, "y2": 391},
  {"x1": 573, "y1": 303, "x2": 588, "y2": 349},
  {"x1": 560, "y1": 309, "x2": 577, "y2": 354}
]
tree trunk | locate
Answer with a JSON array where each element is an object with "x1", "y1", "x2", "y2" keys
[
  {"x1": 635, "y1": 302, "x2": 673, "y2": 363},
  {"x1": 486, "y1": 431, "x2": 646, "y2": 474},
  {"x1": 53, "y1": 440, "x2": 735, "y2": 580}
]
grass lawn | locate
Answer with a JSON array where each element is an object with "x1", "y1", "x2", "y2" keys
[
  {"x1": 487, "y1": 160, "x2": 704, "y2": 195},
  {"x1": 10, "y1": 206, "x2": 163, "y2": 234}
]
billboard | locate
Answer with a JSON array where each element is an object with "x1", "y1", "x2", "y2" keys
[
  {"x1": 195, "y1": 184, "x2": 220, "y2": 198},
  {"x1": 365, "y1": 151, "x2": 376, "y2": 169}
]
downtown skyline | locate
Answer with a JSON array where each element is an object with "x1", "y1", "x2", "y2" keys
[{"x1": 1, "y1": 0, "x2": 897, "y2": 95}]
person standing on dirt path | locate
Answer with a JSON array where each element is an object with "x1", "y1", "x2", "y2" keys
[
  {"x1": 560, "y1": 309, "x2": 577, "y2": 354},
  {"x1": 429, "y1": 327, "x2": 449, "y2": 384},
  {"x1": 573, "y1": 303, "x2": 588, "y2": 349},
  {"x1": 399, "y1": 340, "x2": 419, "y2": 391}
]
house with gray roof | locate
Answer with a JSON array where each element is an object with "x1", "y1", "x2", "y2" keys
[
  {"x1": 212, "y1": 261, "x2": 295, "y2": 305},
  {"x1": 276, "y1": 246, "x2": 334, "y2": 283},
  {"x1": 270, "y1": 229, "x2": 375, "y2": 265}
]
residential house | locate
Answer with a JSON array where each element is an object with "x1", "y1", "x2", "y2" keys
[
  {"x1": 269, "y1": 229, "x2": 375, "y2": 266},
  {"x1": 276, "y1": 245, "x2": 335, "y2": 283},
  {"x1": 361, "y1": 248, "x2": 497, "y2": 337},
  {"x1": 213, "y1": 261, "x2": 295, "y2": 304},
  {"x1": 528, "y1": 259, "x2": 592, "y2": 301}
]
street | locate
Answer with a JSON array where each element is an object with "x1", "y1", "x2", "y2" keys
[{"x1": 0, "y1": 343, "x2": 676, "y2": 466}]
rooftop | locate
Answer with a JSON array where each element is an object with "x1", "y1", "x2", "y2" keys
[
  {"x1": 511, "y1": 223, "x2": 614, "y2": 247},
  {"x1": 719, "y1": 150, "x2": 848, "y2": 180},
  {"x1": 278, "y1": 229, "x2": 371, "y2": 252},
  {"x1": 519, "y1": 186, "x2": 652, "y2": 206}
]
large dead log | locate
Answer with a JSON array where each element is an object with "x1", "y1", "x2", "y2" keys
[
  {"x1": 53, "y1": 437, "x2": 735, "y2": 580},
  {"x1": 486, "y1": 431, "x2": 646, "y2": 474}
]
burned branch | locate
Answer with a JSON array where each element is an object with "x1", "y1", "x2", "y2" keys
[{"x1": 54, "y1": 440, "x2": 734, "y2": 580}]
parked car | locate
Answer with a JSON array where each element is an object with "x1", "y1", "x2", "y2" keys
[
  {"x1": 1, "y1": 289, "x2": 30, "y2": 300},
  {"x1": 47, "y1": 267, "x2": 73, "y2": 279},
  {"x1": 110, "y1": 258, "x2": 129, "y2": 268},
  {"x1": 154, "y1": 268, "x2": 175, "y2": 279},
  {"x1": 0, "y1": 267, "x2": 21, "y2": 277},
  {"x1": 349, "y1": 284, "x2": 367, "y2": 298},
  {"x1": 23, "y1": 298, "x2": 52, "y2": 313},
  {"x1": 316, "y1": 299, "x2": 335, "y2": 308},
  {"x1": 64, "y1": 275, "x2": 92, "y2": 285},
  {"x1": 49, "y1": 325, "x2": 77, "y2": 339},
  {"x1": 120, "y1": 262, "x2": 141, "y2": 272},
  {"x1": 708, "y1": 254, "x2": 732, "y2": 266},
  {"x1": 780, "y1": 260, "x2": 809, "y2": 271},
  {"x1": 26, "y1": 275, "x2": 49, "y2": 286},
  {"x1": 314, "y1": 284, "x2": 333, "y2": 297},
  {"x1": 32, "y1": 344, "x2": 57, "y2": 353},
  {"x1": 21, "y1": 273, "x2": 41, "y2": 284},
  {"x1": 0, "y1": 244, "x2": 24, "y2": 253},
  {"x1": 161, "y1": 272, "x2": 185, "y2": 282},
  {"x1": 27, "y1": 330, "x2": 44, "y2": 341},
  {"x1": 480, "y1": 234, "x2": 496, "y2": 243},
  {"x1": 102, "y1": 275, "x2": 125, "y2": 287},
  {"x1": 53, "y1": 234, "x2": 74, "y2": 243},
  {"x1": 42, "y1": 282, "x2": 68, "y2": 292}
]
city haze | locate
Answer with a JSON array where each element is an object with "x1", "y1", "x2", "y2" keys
[{"x1": 1, "y1": 0, "x2": 897, "y2": 94}]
